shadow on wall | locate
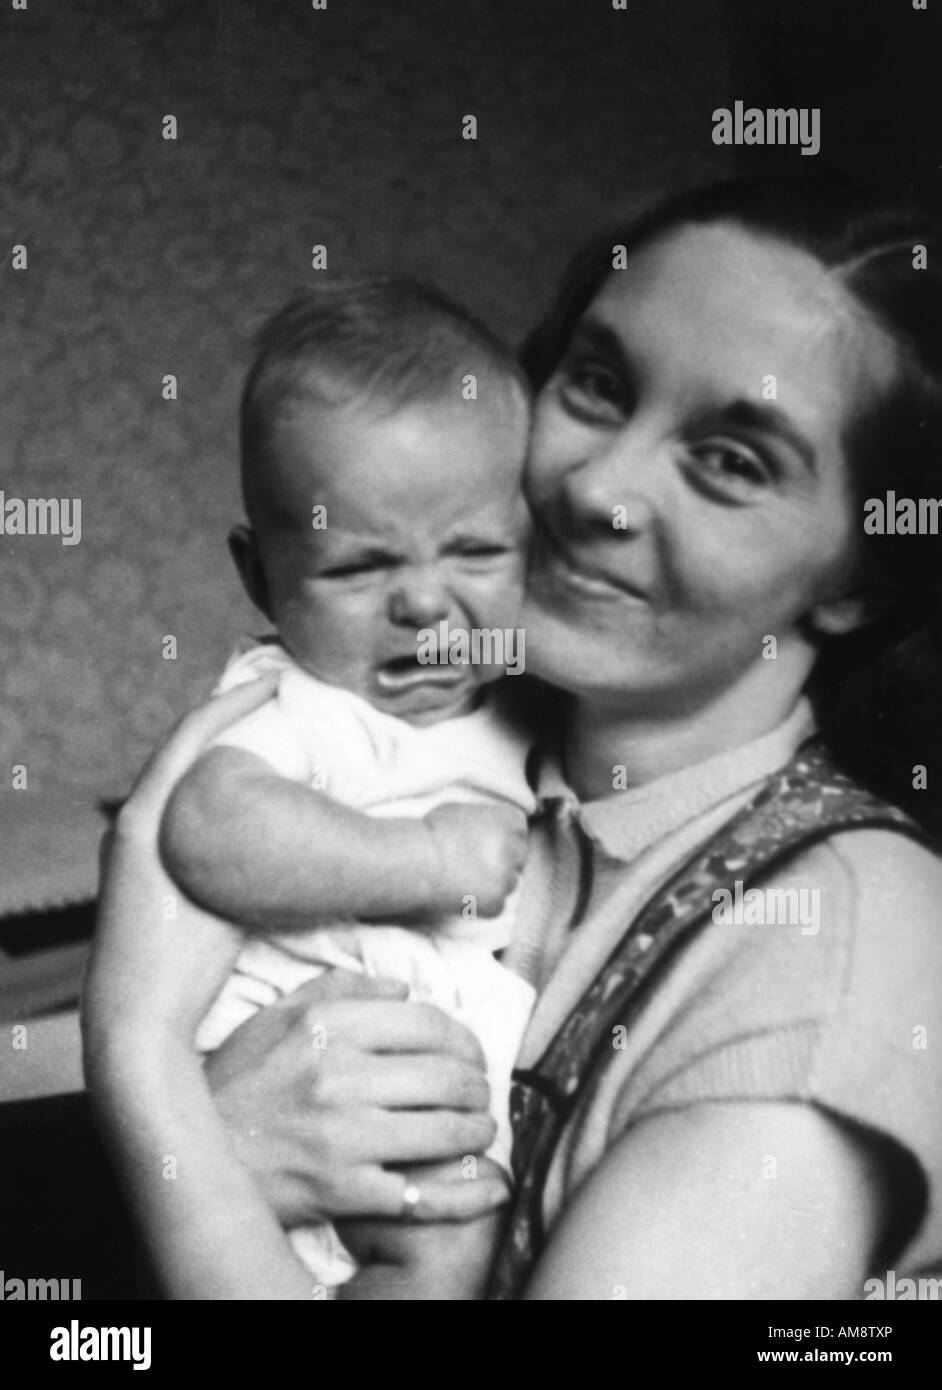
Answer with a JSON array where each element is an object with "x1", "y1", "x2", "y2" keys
[{"x1": 728, "y1": 0, "x2": 942, "y2": 204}]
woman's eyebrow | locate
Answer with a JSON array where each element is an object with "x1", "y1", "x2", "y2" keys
[
  {"x1": 704, "y1": 399, "x2": 818, "y2": 475},
  {"x1": 568, "y1": 317, "x2": 633, "y2": 372},
  {"x1": 571, "y1": 320, "x2": 818, "y2": 473}
]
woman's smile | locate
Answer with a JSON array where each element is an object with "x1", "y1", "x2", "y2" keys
[
  {"x1": 521, "y1": 222, "x2": 897, "y2": 716},
  {"x1": 529, "y1": 519, "x2": 650, "y2": 606}
]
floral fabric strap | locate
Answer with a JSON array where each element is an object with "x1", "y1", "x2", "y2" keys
[{"x1": 487, "y1": 740, "x2": 931, "y2": 1300}]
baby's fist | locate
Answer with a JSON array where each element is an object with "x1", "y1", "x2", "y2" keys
[{"x1": 425, "y1": 802, "x2": 528, "y2": 918}]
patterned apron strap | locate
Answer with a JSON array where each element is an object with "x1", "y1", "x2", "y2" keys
[{"x1": 487, "y1": 741, "x2": 930, "y2": 1300}]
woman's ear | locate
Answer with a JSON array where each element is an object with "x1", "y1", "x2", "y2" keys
[
  {"x1": 228, "y1": 524, "x2": 273, "y2": 621},
  {"x1": 807, "y1": 593, "x2": 873, "y2": 637}
]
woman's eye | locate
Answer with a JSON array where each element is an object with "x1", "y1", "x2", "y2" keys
[
  {"x1": 693, "y1": 443, "x2": 770, "y2": 494},
  {"x1": 557, "y1": 358, "x2": 627, "y2": 416},
  {"x1": 454, "y1": 544, "x2": 508, "y2": 559}
]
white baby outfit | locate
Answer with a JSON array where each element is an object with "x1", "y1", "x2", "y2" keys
[{"x1": 195, "y1": 639, "x2": 536, "y2": 1288}]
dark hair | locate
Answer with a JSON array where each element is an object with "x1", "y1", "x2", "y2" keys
[
  {"x1": 524, "y1": 173, "x2": 942, "y2": 835},
  {"x1": 240, "y1": 276, "x2": 528, "y2": 519}
]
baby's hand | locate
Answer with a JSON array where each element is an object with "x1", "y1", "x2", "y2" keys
[{"x1": 425, "y1": 802, "x2": 528, "y2": 918}]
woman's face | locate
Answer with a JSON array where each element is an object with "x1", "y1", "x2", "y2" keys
[{"x1": 522, "y1": 221, "x2": 899, "y2": 714}]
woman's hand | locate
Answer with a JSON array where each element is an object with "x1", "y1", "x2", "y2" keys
[
  {"x1": 206, "y1": 970, "x2": 508, "y2": 1228},
  {"x1": 87, "y1": 675, "x2": 506, "y2": 1235},
  {"x1": 336, "y1": 1156, "x2": 511, "y2": 1300}
]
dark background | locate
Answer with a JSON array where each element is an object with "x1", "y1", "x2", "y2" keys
[
  {"x1": 0, "y1": 0, "x2": 939, "y2": 1302},
  {"x1": 0, "y1": 0, "x2": 939, "y2": 909}
]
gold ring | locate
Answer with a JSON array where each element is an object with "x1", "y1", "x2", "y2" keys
[{"x1": 400, "y1": 1181, "x2": 422, "y2": 1221}]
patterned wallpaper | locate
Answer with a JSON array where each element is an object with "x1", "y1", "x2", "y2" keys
[{"x1": 0, "y1": 0, "x2": 737, "y2": 907}]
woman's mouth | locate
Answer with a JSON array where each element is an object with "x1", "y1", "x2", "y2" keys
[{"x1": 533, "y1": 527, "x2": 648, "y2": 604}]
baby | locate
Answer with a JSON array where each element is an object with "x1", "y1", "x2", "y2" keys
[{"x1": 156, "y1": 278, "x2": 537, "y2": 1296}]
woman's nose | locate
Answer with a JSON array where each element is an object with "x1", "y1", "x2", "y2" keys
[
  {"x1": 387, "y1": 573, "x2": 452, "y2": 628},
  {"x1": 560, "y1": 429, "x2": 664, "y2": 535}
]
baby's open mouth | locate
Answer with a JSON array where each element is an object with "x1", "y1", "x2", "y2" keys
[{"x1": 375, "y1": 654, "x2": 465, "y2": 692}]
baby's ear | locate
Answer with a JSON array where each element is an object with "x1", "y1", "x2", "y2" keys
[{"x1": 228, "y1": 524, "x2": 272, "y2": 620}]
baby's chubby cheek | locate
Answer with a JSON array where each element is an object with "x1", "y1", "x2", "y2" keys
[
  {"x1": 475, "y1": 561, "x2": 528, "y2": 629},
  {"x1": 480, "y1": 579, "x2": 530, "y2": 680},
  {"x1": 271, "y1": 599, "x2": 365, "y2": 682}
]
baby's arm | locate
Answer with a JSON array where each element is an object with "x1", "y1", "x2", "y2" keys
[{"x1": 160, "y1": 745, "x2": 527, "y2": 932}]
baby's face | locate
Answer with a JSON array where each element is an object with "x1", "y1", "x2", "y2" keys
[{"x1": 244, "y1": 387, "x2": 531, "y2": 724}]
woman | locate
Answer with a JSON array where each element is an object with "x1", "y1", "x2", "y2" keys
[{"x1": 84, "y1": 173, "x2": 942, "y2": 1298}]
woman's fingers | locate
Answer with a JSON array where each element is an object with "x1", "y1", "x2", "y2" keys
[
  {"x1": 287, "y1": 1098, "x2": 495, "y2": 1168},
  {"x1": 120, "y1": 676, "x2": 280, "y2": 829},
  {"x1": 399, "y1": 1168, "x2": 510, "y2": 1223},
  {"x1": 354, "y1": 1053, "x2": 492, "y2": 1113},
  {"x1": 299, "y1": 998, "x2": 488, "y2": 1070},
  {"x1": 396, "y1": 1156, "x2": 511, "y2": 1223},
  {"x1": 209, "y1": 986, "x2": 498, "y2": 1226},
  {"x1": 362, "y1": 1106, "x2": 497, "y2": 1165},
  {"x1": 205, "y1": 975, "x2": 409, "y2": 1096},
  {"x1": 278, "y1": 982, "x2": 487, "y2": 1069},
  {"x1": 327, "y1": 1156, "x2": 510, "y2": 1223}
]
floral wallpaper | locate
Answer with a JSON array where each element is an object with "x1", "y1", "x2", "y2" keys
[{"x1": 0, "y1": 0, "x2": 735, "y2": 907}]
